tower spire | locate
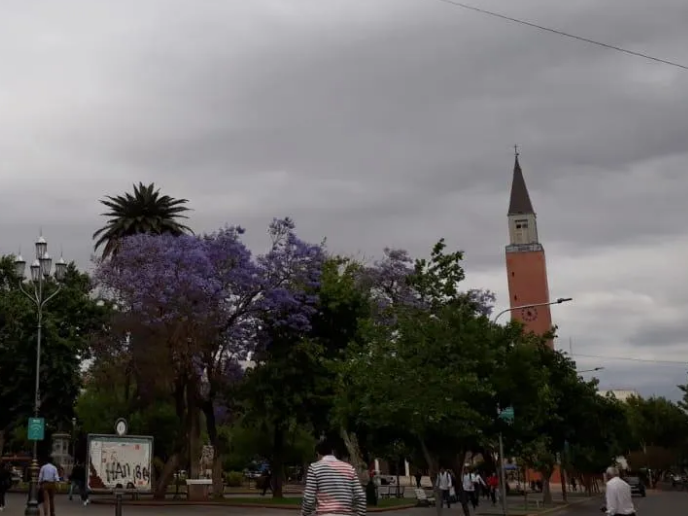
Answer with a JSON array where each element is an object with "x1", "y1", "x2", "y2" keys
[{"x1": 507, "y1": 147, "x2": 535, "y2": 216}]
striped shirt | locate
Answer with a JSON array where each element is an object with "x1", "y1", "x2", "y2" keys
[{"x1": 302, "y1": 455, "x2": 366, "y2": 516}]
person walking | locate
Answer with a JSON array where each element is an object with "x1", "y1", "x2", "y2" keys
[
  {"x1": 301, "y1": 439, "x2": 366, "y2": 516},
  {"x1": 39, "y1": 457, "x2": 59, "y2": 516},
  {"x1": 69, "y1": 462, "x2": 89, "y2": 506},
  {"x1": 414, "y1": 471, "x2": 423, "y2": 489},
  {"x1": 436, "y1": 467, "x2": 453, "y2": 509},
  {"x1": 486, "y1": 473, "x2": 499, "y2": 506},
  {"x1": 604, "y1": 467, "x2": 635, "y2": 516},
  {"x1": 0, "y1": 463, "x2": 12, "y2": 511},
  {"x1": 261, "y1": 469, "x2": 273, "y2": 496},
  {"x1": 462, "y1": 469, "x2": 482, "y2": 509}
]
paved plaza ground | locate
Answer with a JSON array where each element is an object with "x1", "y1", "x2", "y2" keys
[{"x1": 4, "y1": 490, "x2": 688, "y2": 516}]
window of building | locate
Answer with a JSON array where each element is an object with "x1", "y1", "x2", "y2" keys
[{"x1": 515, "y1": 219, "x2": 528, "y2": 229}]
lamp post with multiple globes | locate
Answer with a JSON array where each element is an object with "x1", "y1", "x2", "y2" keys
[{"x1": 14, "y1": 235, "x2": 68, "y2": 516}]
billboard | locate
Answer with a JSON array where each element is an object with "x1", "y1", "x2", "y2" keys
[{"x1": 87, "y1": 434, "x2": 154, "y2": 492}]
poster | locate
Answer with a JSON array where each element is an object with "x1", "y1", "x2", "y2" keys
[{"x1": 87, "y1": 435, "x2": 154, "y2": 492}]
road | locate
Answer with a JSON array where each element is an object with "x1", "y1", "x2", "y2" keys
[
  {"x1": 559, "y1": 490, "x2": 684, "y2": 515},
  {"x1": 2, "y1": 493, "x2": 293, "y2": 516},
  {"x1": 3, "y1": 490, "x2": 686, "y2": 515}
]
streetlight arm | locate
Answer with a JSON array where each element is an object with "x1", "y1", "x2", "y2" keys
[
  {"x1": 492, "y1": 308, "x2": 512, "y2": 324},
  {"x1": 16, "y1": 281, "x2": 40, "y2": 307},
  {"x1": 40, "y1": 283, "x2": 63, "y2": 309},
  {"x1": 493, "y1": 298, "x2": 574, "y2": 324}
]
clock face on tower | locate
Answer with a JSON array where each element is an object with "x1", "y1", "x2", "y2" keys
[{"x1": 521, "y1": 307, "x2": 538, "y2": 322}]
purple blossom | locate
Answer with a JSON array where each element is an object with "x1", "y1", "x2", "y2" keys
[
  {"x1": 254, "y1": 218, "x2": 326, "y2": 348},
  {"x1": 93, "y1": 218, "x2": 325, "y2": 399},
  {"x1": 465, "y1": 289, "x2": 496, "y2": 317},
  {"x1": 359, "y1": 246, "x2": 495, "y2": 318}
]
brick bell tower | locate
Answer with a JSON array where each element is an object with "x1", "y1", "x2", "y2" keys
[{"x1": 505, "y1": 149, "x2": 553, "y2": 347}]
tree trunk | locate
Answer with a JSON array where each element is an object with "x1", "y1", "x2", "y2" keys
[
  {"x1": 201, "y1": 400, "x2": 225, "y2": 500},
  {"x1": 340, "y1": 427, "x2": 369, "y2": 483},
  {"x1": 154, "y1": 453, "x2": 179, "y2": 500},
  {"x1": 212, "y1": 454, "x2": 224, "y2": 499},
  {"x1": 153, "y1": 379, "x2": 188, "y2": 499},
  {"x1": 186, "y1": 382, "x2": 201, "y2": 479},
  {"x1": 419, "y1": 439, "x2": 441, "y2": 516},
  {"x1": 0, "y1": 430, "x2": 5, "y2": 457},
  {"x1": 272, "y1": 423, "x2": 286, "y2": 498},
  {"x1": 561, "y1": 466, "x2": 568, "y2": 502},
  {"x1": 541, "y1": 473, "x2": 552, "y2": 505}
]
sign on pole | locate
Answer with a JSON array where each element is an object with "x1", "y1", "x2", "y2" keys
[
  {"x1": 498, "y1": 406, "x2": 515, "y2": 422},
  {"x1": 27, "y1": 418, "x2": 45, "y2": 441},
  {"x1": 87, "y1": 434, "x2": 154, "y2": 493},
  {"x1": 114, "y1": 418, "x2": 128, "y2": 437}
]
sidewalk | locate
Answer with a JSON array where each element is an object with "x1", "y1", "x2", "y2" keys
[{"x1": 472, "y1": 491, "x2": 597, "y2": 515}]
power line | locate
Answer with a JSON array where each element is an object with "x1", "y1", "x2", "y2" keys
[
  {"x1": 435, "y1": 0, "x2": 688, "y2": 71},
  {"x1": 571, "y1": 353, "x2": 688, "y2": 366}
]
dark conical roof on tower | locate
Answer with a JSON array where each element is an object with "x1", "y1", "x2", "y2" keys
[{"x1": 507, "y1": 150, "x2": 535, "y2": 216}]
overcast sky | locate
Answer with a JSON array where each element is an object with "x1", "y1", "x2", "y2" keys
[{"x1": 1, "y1": 0, "x2": 687, "y2": 399}]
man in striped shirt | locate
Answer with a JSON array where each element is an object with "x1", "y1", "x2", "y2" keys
[{"x1": 302, "y1": 440, "x2": 366, "y2": 516}]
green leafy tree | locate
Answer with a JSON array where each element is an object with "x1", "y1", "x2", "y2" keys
[
  {"x1": 240, "y1": 256, "x2": 379, "y2": 494},
  {"x1": 625, "y1": 395, "x2": 688, "y2": 451},
  {"x1": 0, "y1": 257, "x2": 111, "y2": 455},
  {"x1": 623, "y1": 395, "x2": 688, "y2": 472},
  {"x1": 565, "y1": 393, "x2": 630, "y2": 483},
  {"x1": 335, "y1": 240, "x2": 546, "y2": 514},
  {"x1": 93, "y1": 182, "x2": 192, "y2": 259},
  {"x1": 506, "y1": 349, "x2": 599, "y2": 503},
  {"x1": 305, "y1": 258, "x2": 376, "y2": 478},
  {"x1": 241, "y1": 338, "x2": 324, "y2": 497},
  {"x1": 76, "y1": 388, "x2": 179, "y2": 463}
]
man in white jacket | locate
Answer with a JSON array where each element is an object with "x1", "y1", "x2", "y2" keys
[
  {"x1": 604, "y1": 467, "x2": 635, "y2": 516},
  {"x1": 463, "y1": 469, "x2": 485, "y2": 509},
  {"x1": 436, "y1": 467, "x2": 453, "y2": 509}
]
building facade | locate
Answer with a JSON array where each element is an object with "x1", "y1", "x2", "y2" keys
[{"x1": 505, "y1": 151, "x2": 553, "y2": 347}]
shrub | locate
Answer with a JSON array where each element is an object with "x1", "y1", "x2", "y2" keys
[{"x1": 225, "y1": 471, "x2": 244, "y2": 487}]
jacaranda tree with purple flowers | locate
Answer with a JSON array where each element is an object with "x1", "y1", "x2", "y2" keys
[{"x1": 94, "y1": 217, "x2": 325, "y2": 497}]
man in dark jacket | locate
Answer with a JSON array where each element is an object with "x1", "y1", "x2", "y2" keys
[
  {"x1": 69, "y1": 462, "x2": 89, "y2": 505},
  {"x1": 0, "y1": 463, "x2": 12, "y2": 510}
]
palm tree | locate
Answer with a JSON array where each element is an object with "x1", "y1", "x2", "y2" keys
[{"x1": 93, "y1": 182, "x2": 192, "y2": 259}]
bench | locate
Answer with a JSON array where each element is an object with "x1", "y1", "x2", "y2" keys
[
  {"x1": 414, "y1": 488, "x2": 435, "y2": 507},
  {"x1": 378, "y1": 485, "x2": 391, "y2": 499},
  {"x1": 186, "y1": 479, "x2": 212, "y2": 501}
]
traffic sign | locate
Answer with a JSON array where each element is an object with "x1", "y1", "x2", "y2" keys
[
  {"x1": 498, "y1": 406, "x2": 515, "y2": 422},
  {"x1": 27, "y1": 418, "x2": 45, "y2": 441}
]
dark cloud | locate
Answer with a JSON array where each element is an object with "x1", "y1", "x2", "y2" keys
[{"x1": 0, "y1": 0, "x2": 687, "y2": 396}]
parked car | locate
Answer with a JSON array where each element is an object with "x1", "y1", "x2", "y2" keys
[{"x1": 624, "y1": 476, "x2": 646, "y2": 497}]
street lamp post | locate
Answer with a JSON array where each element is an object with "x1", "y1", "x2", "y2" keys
[
  {"x1": 491, "y1": 297, "x2": 573, "y2": 516},
  {"x1": 14, "y1": 235, "x2": 68, "y2": 516}
]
